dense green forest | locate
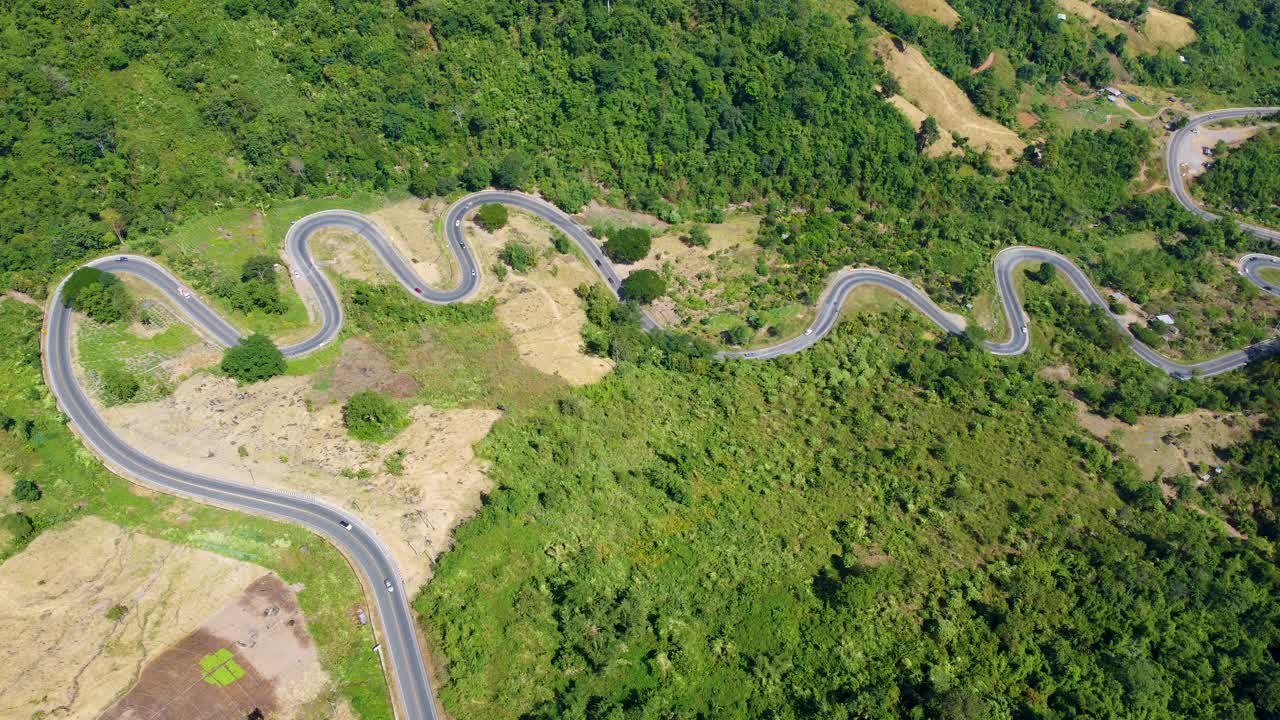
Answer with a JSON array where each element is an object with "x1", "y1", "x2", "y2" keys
[
  {"x1": 419, "y1": 311, "x2": 1280, "y2": 719},
  {"x1": 1, "y1": 0, "x2": 925, "y2": 294},
  {"x1": 1197, "y1": 127, "x2": 1280, "y2": 226}
]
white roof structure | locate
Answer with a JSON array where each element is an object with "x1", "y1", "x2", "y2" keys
[{"x1": 1155, "y1": 314, "x2": 1176, "y2": 325}]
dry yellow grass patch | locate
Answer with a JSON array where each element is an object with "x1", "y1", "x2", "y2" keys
[
  {"x1": 1144, "y1": 7, "x2": 1198, "y2": 48},
  {"x1": 872, "y1": 35, "x2": 1026, "y2": 169},
  {"x1": 886, "y1": 95, "x2": 959, "y2": 158},
  {"x1": 891, "y1": 0, "x2": 960, "y2": 26},
  {"x1": 1057, "y1": 0, "x2": 1197, "y2": 54}
]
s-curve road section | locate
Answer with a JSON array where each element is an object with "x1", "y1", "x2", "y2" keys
[
  {"x1": 40, "y1": 114, "x2": 1280, "y2": 720},
  {"x1": 1166, "y1": 106, "x2": 1280, "y2": 242}
]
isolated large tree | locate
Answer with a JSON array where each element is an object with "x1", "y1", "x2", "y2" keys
[{"x1": 221, "y1": 333, "x2": 286, "y2": 383}]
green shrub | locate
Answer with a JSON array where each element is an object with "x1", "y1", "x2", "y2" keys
[
  {"x1": 221, "y1": 333, "x2": 286, "y2": 383},
  {"x1": 63, "y1": 267, "x2": 133, "y2": 323},
  {"x1": 105, "y1": 604, "x2": 129, "y2": 621},
  {"x1": 343, "y1": 391, "x2": 408, "y2": 442},
  {"x1": 683, "y1": 225, "x2": 711, "y2": 247},
  {"x1": 620, "y1": 269, "x2": 667, "y2": 304},
  {"x1": 2, "y1": 512, "x2": 35, "y2": 542},
  {"x1": 383, "y1": 449, "x2": 407, "y2": 476},
  {"x1": 12, "y1": 479, "x2": 41, "y2": 502},
  {"x1": 476, "y1": 204, "x2": 509, "y2": 231},
  {"x1": 499, "y1": 241, "x2": 538, "y2": 273},
  {"x1": 102, "y1": 367, "x2": 141, "y2": 403},
  {"x1": 604, "y1": 227, "x2": 652, "y2": 264},
  {"x1": 551, "y1": 230, "x2": 573, "y2": 254}
]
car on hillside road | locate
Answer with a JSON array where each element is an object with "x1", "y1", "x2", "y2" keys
[
  {"x1": 385, "y1": 579, "x2": 395, "y2": 593},
  {"x1": 339, "y1": 520, "x2": 352, "y2": 530}
]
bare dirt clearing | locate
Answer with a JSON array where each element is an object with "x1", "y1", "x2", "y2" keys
[
  {"x1": 1074, "y1": 403, "x2": 1256, "y2": 482},
  {"x1": 99, "y1": 574, "x2": 330, "y2": 720},
  {"x1": 101, "y1": 375, "x2": 499, "y2": 589},
  {"x1": 0, "y1": 517, "x2": 265, "y2": 719},
  {"x1": 872, "y1": 34, "x2": 1025, "y2": 168},
  {"x1": 1180, "y1": 124, "x2": 1276, "y2": 179},
  {"x1": 309, "y1": 337, "x2": 421, "y2": 405},
  {"x1": 464, "y1": 210, "x2": 616, "y2": 384}
]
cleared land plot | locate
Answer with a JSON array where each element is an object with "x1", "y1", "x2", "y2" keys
[
  {"x1": 890, "y1": 0, "x2": 959, "y2": 26},
  {"x1": 1074, "y1": 404, "x2": 1255, "y2": 482},
  {"x1": 871, "y1": 34, "x2": 1026, "y2": 169},
  {"x1": 0, "y1": 517, "x2": 267, "y2": 720},
  {"x1": 99, "y1": 574, "x2": 331, "y2": 720},
  {"x1": 101, "y1": 372, "x2": 500, "y2": 589}
]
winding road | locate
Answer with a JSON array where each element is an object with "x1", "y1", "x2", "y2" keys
[{"x1": 39, "y1": 110, "x2": 1280, "y2": 720}]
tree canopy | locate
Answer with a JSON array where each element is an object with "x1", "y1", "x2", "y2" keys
[
  {"x1": 620, "y1": 269, "x2": 666, "y2": 304},
  {"x1": 220, "y1": 333, "x2": 286, "y2": 383},
  {"x1": 604, "y1": 228, "x2": 653, "y2": 264}
]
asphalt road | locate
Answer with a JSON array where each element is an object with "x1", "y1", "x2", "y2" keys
[
  {"x1": 1165, "y1": 107, "x2": 1280, "y2": 242},
  {"x1": 38, "y1": 114, "x2": 1280, "y2": 720}
]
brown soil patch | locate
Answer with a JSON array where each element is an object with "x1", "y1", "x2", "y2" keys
[
  {"x1": 4, "y1": 291, "x2": 41, "y2": 307},
  {"x1": 872, "y1": 34, "x2": 1026, "y2": 169},
  {"x1": 101, "y1": 375, "x2": 499, "y2": 588},
  {"x1": 890, "y1": 0, "x2": 960, "y2": 26},
  {"x1": 886, "y1": 95, "x2": 959, "y2": 158},
  {"x1": 494, "y1": 259, "x2": 615, "y2": 385},
  {"x1": 1016, "y1": 111, "x2": 1040, "y2": 129},
  {"x1": 971, "y1": 51, "x2": 996, "y2": 74},
  {"x1": 1074, "y1": 402, "x2": 1256, "y2": 481},
  {"x1": 0, "y1": 517, "x2": 267, "y2": 720},
  {"x1": 466, "y1": 210, "x2": 617, "y2": 383},
  {"x1": 310, "y1": 337, "x2": 421, "y2": 405},
  {"x1": 100, "y1": 574, "x2": 328, "y2": 720}
]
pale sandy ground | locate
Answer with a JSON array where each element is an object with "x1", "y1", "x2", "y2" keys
[
  {"x1": 886, "y1": 94, "x2": 960, "y2": 158},
  {"x1": 316, "y1": 202, "x2": 613, "y2": 385},
  {"x1": 1178, "y1": 124, "x2": 1275, "y2": 179},
  {"x1": 0, "y1": 517, "x2": 267, "y2": 719},
  {"x1": 872, "y1": 34, "x2": 1026, "y2": 168},
  {"x1": 891, "y1": 0, "x2": 959, "y2": 26},
  {"x1": 101, "y1": 375, "x2": 499, "y2": 589}
]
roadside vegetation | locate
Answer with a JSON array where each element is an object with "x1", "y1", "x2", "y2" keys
[
  {"x1": 1196, "y1": 126, "x2": 1280, "y2": 228},
  {"x1": 0, "y1": 300, "x2": 391, "y2": 718}
]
